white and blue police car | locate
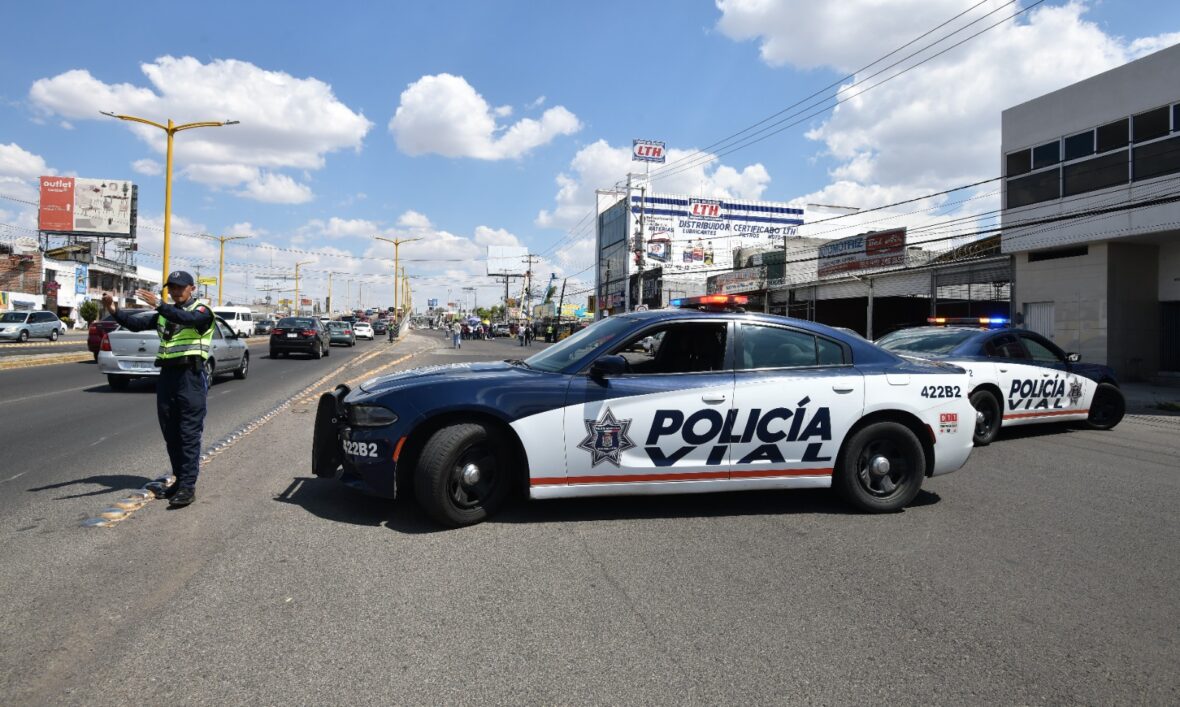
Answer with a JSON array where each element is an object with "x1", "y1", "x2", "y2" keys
[
  {"x1": 313, "y1": 296, "x2": 977, "y2": 527},
  {"x1": 875, "y1": 317, "x2": 1125, "y2": 446}
]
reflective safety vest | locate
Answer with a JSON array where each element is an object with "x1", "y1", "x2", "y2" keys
[{"x1": 156, "y1": 298, "x2": 214, "y2": 362}]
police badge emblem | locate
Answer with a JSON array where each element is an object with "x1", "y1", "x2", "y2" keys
[
  {"x1": 1068, "y1": 378, "x2": 1084, "y2": 406},
  {"x1": 577, "y1": 408, "x2": 635, "y2": 467}
]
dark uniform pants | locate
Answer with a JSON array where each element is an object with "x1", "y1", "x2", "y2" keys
[{"x1": 156, "y1": 364, "x2": 208, "y2": 489}]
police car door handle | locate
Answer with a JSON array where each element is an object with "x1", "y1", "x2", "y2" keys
[
  {"x1": 832, "y1": 386, "x2": 855, "y2": 394},
  {"x1": 701, "y1": 393, "x2": 727, "y2": 404},
  {"x1": 998, "y1": 367, "x2": 1008, "y2": 372}
]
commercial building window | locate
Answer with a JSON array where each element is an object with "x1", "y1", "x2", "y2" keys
[
  {"x1": 1007, "y1": 168, "x2": 1060, "y2": 208},
  {"x1": 1133, "y1": 134, "x2": 1180, "y2": 181},
  {"x1": 1133, "y1": 106, "x2": 1170, "y2": 143},
  {"x1": 1028, "y1": 246, "x2": 1088, "y2": 262},
  {"x1": 1063, "y1": 150, "x2": 1127, "y2": 196},
  {"x1": 1063, "y1": 130, "x2": 1095, "y2": 161},
  {"x1": 1096, "y1": 118, "x2": 1129, "y2": 153},
  {"x1": 1032, "y1": 141, "x2": 1060, "y2": 169},
  {"x1": 1006, "y1": 148, "x2": 1031, "y2": 177}
]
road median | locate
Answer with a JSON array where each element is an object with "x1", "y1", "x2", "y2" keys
[{"x1": 0, "y1": 351, "x2": 93, "y2": 371}]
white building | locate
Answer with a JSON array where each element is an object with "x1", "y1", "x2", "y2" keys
[{"x1": 1001, "y1": 43, "x2": 1180, "y2": 380}]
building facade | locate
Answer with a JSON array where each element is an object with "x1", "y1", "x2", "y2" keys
[{"x1": 1001, "y1": 43, "x2": 1180, "y2": 379}]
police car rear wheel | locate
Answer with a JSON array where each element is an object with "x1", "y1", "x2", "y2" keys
[
  {"x1": 969, "y1": 390, "x2": 1001, "y2": 446},
  {"x1": 1085, "y1": 383, "x2": 1125, "y2": 430},
  {"x1": 836, "y1": 422, "x2": 925, "y2": 513},
  {"x1": 415, "y1": 423, "x2": 509, "y2": 527}
]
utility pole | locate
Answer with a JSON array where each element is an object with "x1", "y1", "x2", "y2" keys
[
  {"x1": 293, "y1": 261, "x2": 312, "y2": 317},
  {"x1": 208, "y1": 234, "x2": 251, "y2": 306},
  {"x1": 374, "y1": 236, "x2": 423, "y2": 321},
  {"x1": 522, "y1": 253, "x2": 540, "y2": 319},
  {"x1": 326, "y1": 271, "x2": 333, "y2": 316},
  {"x1": 557, "y1": 277, "x2": 567, "y2": 324}
]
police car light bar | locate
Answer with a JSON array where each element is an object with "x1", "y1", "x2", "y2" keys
[
  {"x1": 671, "y1": 294, "x2": 749, "y2": 309},
  {"x1": 927, "y1": 316, "x2": 1009, "y2": 327}
]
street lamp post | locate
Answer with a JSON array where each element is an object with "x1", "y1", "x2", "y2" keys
[
  {"x1": 294, "y1": 261, "x2": 312, "y2": 316},
  {"x1": 206, "y1": 234, "x2": 251, "y2": 306},
  {"x1": 100, "y1": 112, "x2": 238, "y2": 299},
  {"x1": 373, "y1": 236, "x2": 422, "y2": 320}
]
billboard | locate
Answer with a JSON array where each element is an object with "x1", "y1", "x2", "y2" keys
[
  {"x1": 628, "y1": 193, "x2": 804, "y2": 276},
  {"x1": 817, "y1": 228, "x2": 907, "y2": 278},
  {"x1": 38, "y1": 177, "x2": 137, "y2": 237},
  {"x1": 486, "y1": 245, "x2": 528, "y2": 276},
  {"x1": 632, "y1": 139, "x2": 665, "y2": 163},
  {"x1": 75, "y1": 265, "x2": 88, "y2": 295}
]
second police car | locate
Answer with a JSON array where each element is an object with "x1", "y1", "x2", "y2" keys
[
  {"x1": 313, "y1": 296, "x2": 977, "y2": 527},
  {"x1": 875, "y1": 318, "x2": 1126, "y2": 446}
]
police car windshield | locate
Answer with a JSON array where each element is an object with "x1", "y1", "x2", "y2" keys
[
  {"x1": 524, "y1": 317, "x2": 634, "y2": 372},
  {"x1": 875, "y1": 327, "x2": 978, "y2": 355}
]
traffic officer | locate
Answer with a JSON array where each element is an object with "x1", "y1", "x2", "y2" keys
[{"x1": 102, "y1": 271, "x2": 214, "y2": 508}]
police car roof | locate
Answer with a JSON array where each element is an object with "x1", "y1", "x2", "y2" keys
[{"x1": 617, "y1": 309, "x2": 900, "y2": 365}]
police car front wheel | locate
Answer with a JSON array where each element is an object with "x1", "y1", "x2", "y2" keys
[
  {"x1": 835, "y1": 422, "x2": 926, "y2": 513},
  {"x1": 1084, "y1": 383, "x2": 1125, "y2": 431},
  {"x1": 415, "y1": 422, "x2": 510, "y2": 527}
]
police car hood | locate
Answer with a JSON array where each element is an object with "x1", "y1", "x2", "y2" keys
[{"x1": 358, "y1": 360, "x2": 526, "y2": 394}]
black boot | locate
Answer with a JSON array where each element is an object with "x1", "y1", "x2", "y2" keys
[{"x1": 169, "y1": 486, "x2": 196, "y2": 507}]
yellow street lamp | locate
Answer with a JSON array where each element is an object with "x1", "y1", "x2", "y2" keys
[
  {"x1": 373, "y1": 235, "x2": 422, "y2": 319},
  {"x1": 202, "y1": 234, "x2": 251, "y2": 306},
  {"x1": 100, "y1": 112, "x2": 238, "y2": 300},
  {"x1": 293, "y1": 261, "x2": 313, "y2": 316}
]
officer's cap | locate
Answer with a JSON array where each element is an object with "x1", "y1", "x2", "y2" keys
[{"x1": 166, "y1": 270, "x2": 195, "y2": 287}]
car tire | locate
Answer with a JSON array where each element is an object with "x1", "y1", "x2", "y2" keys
[
  {"x1": 415, "y1": 422, "x2": 510, "y2": 527},
  {"x1": 270, "y1": 349, "x2": 278, "y2": 359},
  {"x1": 50, "y1": 329, "x2": 59, "y2": 342},
  {"x1": 1085, "y1": 383, "x2": 1125, "y2": 430},
  {"x1": 313, "y1": 342, "x2": 323, "y2": 359},
  {"x1": 969, "y1": 390, "x2": 1002, "y2": 446},
  {"x1": 92, "y1": 351, "x2": 99, "y2": 361},
  {"x1": 107, "y1": 374, "x2": 129, "y2": 391},
  {"x1": 18, "y1": 330, "x2": 28, "y2": 343},
  {"x1": 234, "y1": 352, "x2": 249, "y2": 379},
  {"x1": 204, "y1": 358, "x2": 215, "y2": 383},
  {"x1": 834, "y1": 421, "x2": 926, "y2": 513},
  {"x1": 324, "y1": 341, "x2": 330, "y2": 357}
]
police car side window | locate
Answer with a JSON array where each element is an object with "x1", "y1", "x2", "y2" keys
[
  {"x1": 1019, "y1": 333, "x2": 1063, "y2": 363},
  {"x1": 739, "y1": 324, "x2": 835, "y2": 369},
  {"x1": 985, "y1": 334, "x2": 1028, "y2": 359},
  {"x1": 610, "y1": 322, "x2": 728, "y2": 374}
]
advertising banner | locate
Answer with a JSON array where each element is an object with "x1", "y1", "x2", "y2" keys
[
  {"x1": 75, "y1": 265, "x2": 88, "y2": 295},
  {"x1": 632, "y1": 139, "x2": 665, "y2": 163},
  {"x1": 817, "y1": 228, "x2": 907, "y2": 278},
  {"x1": 630, "y1": 193, "x2": 804, "y2": 276},
  {"x1": 38, "y1": 177, "x2": 136, "y2": 236}
]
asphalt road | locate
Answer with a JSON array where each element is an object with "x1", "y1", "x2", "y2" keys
[{"x1": 0, "y1": 331, "x2": 1177, "y2": 704}]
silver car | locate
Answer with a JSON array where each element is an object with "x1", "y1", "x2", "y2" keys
[
  {"x1": 0, "y1": 310, "x2": 65, "y2": 342},
  {"x1": 97, "y1": 316, "x2": 250, "y2": 390}
]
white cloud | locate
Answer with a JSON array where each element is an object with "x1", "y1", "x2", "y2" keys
[
  {"x1": 235, "y1": 171, "x2": 313, "y2": 204},
  {"x1": 396, "y1": 210, "x2": 432, "y2": 230},
  {"x1": 715, "y1": 0, "x2": 1180, "y2": 225},
  {"x1": 132, "y1": 158, "x2": 162, "y2": 176},
  {"x1": 536, "y1": 139, "x2": 771, "y2": 229},
  {"x1": 29, "y1": 56, "x2": 371, "y2": 204},
  {"x1": 389, "y1": 73, "x2": 581, "y2": 160},
  {"x1": 0, "y1": 142, "x2": 50, "y2": 181},
  {"x1": 473, "y1": 225, "x2": 522, "y2": 247},
  {"x1": 0, "y1": 143, "x2": 51, "y2": 221}
]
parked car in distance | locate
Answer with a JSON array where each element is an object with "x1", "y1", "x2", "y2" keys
[
  {"x1": 0, "y1": 310, "x2": 66, "y2": 343},
  {"x1": 214, "y1": 306, "x2": 254, "y2": 338},
  {"x1": 326, "y1": 321, "x2": 356, "y2": 347},
  {"x1": 98, "y1": 316, "x2": 249, "y2": 390},
  {"x1": 270, "y1": 317, "x2": 331, "y2": 359},
  {"x1": 88, "y1": 309, "x2": 150, "y2": 358},
  {"x1": 354, "y1": 322, "x2": 375, "y2": 340},
  {"x1": 254, "y1": 319, "x2": 275, "y2": 336}
]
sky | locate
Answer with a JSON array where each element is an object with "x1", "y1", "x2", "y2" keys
[{"x1": 1, "y1": 0, "x2": 1178, "y2": 312}]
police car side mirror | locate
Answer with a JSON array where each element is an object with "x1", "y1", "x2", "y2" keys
[
  {"x1": 590, "y1": 355, "x2": 627, "y2": 378},
  {"x1": 1067, "y1": 352, "x2": 1081, "y2": 363}
]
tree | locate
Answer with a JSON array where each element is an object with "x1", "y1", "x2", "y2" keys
[{"x1": 79, "y1": 299, "x2": 101, "y2": 324}]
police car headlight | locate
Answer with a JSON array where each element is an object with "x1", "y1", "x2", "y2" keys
[{"x1": 349, "y1": 404, "x2": 398, "y2": 427}]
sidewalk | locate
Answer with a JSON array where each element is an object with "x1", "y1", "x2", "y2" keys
[{"x1": 1121, "y1": 381, "x2": 1180, "y2": 413}]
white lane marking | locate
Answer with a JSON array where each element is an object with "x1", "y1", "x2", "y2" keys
[
  {"x1": 1, "y1": 471, "x2": 27, "y2": 484},
  {"x1": 0, "y1": 384, "x2": 94, "y2": 406},
  {"x1": 88, "y1": 436, "x2": 109, "y2": 447}
]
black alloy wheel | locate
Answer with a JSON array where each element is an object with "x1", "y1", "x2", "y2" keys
[
  {"x1": 835, "y1": 421, "x2": 926, "y2": 513},
  {"x1": 416, "y1": 423, "x2": 510, "y2": 527},
  {"x1": 1085, "y1": 383, "x2": 1125, "y2": 430},
  {"x1": 969, "y1": 390, "x2": 1001, "y2": 446}
]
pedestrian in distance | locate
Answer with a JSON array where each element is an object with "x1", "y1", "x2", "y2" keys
[
  {"x1": 101, "y1": 271, "x2": 213, "y2": 508},
  {"x1": 452, "y1": 322, "x2": 461, "y2": 349}
]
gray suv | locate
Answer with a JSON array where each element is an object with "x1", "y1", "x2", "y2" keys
[{"x1": 0, "y1": 310, "x2": 65, "y2": 342}]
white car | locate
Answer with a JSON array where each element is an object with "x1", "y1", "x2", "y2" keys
[
  {"x1": 354, "y1": 322, "x2": 374, "y2": 340},
  {"x1": 313, "y1": 295, "x2": 977, "y2": 527},
  {"x1": 875, "y1": 318, "x2": 1125, "y2": 445}
]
